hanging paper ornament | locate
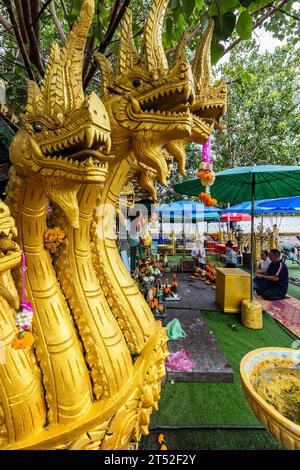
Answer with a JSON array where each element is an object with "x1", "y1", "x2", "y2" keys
[
  {"x1": 197, "y1": 136, "x2": 217, "y2": 206},
  {"x1": 11, "y1": 251, "x2": 34, "y2": 350}
]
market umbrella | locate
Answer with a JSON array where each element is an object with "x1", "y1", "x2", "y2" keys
[
  {"x1": 156, "y1": 200, "x2": 222, "y2": 216},
  {"x1": 220, "y1": 213, "x2": 251, "y2": 222},
  {"x1": 166, "y1": 212, "x2": 220, "y2": 221},
  {"x1": 223, "y1": 198, "x2": 300, "y2": 214},
  {"x1": 157, "y1": 202, "x2": 220, "y2": 257},
  {"x1": 256, "y1": 196, "x2": 300, "y2": 211},
  {"x1": 174, "y1": 165, "x2": 300, "y2": 301}
]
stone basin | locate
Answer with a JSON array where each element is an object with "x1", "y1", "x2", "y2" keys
[{"x1": 240, "y1": 347, "x2": 300, "y2": 450}]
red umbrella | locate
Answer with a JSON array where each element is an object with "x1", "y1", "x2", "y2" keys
[{"x1": 220, "y1": 212, "x2": 251, "y2": 222}]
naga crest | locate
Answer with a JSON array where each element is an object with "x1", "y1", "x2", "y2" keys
[
  {"x1": 9, "y1": 0, "x2": 112, "y2": 227},
  {"x1": 165, "y1": 21, "x2": 227, "y2": 164},
  {"x1": 95, "y1": 0, "x2": 194, "y2": 187}
]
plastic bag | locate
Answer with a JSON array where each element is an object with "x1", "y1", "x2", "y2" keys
[
  {"x1": 166, "y1": 318, "x2": 186, "y2": 340},
  {"x1": 166, "y1": 348, "x2": 195, "y2": 372}
]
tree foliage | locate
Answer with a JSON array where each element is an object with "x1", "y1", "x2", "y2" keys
[
  {"x1": 0, "y1": 1, "x2": 299, "y2": 111},
  {"x1": 213, "y1": 41, "x2": 300, "y2": 169}
]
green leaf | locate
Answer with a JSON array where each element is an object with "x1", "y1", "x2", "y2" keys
[
  {"x1": 170, "y1": 0, "x2": 179, "y2": 8},
  {"x1": 211, "y1": 38, "x2": 225, "y2": 65},
  {"x1": 195, "y1": 0, "x2": 204, "y2": 9},
  {"x1": 213, "y1": 13, "x2": 236, "y2": 40},
  {"x1": 166, "y1": 16, "x2": 174, "y2": 45},
  {"x1": 172, "y1": 6, "x2": 181, "y2": 23},
  {"x1": 236, "y1": 11, "x2": 253, "y2": 40},
  {"x1": 223, "y1": 0, "x2": 241, "y2": 12},
  {"x1": 181, "y1": 0, "x2": 195, "y2": 18},
  {"x1": 239, "y1": 0, "x2": 253, "y2": 7},
  {"x1": 175, "y1": 13, "x2": 187, "y2": 30},
  {"x1": 209, "y1": 0, "x2": 239, "y2": 15},
  {"x1": 209, "y1": 0, "x2": 221, "y2": 16},
  {"x1": 70, "y1": 0, "x2": 84, "y2": 20}
]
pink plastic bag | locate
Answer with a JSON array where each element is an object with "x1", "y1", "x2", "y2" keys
[{"x1": 166, "y1": 348, "x2": 196, "y2": 372}]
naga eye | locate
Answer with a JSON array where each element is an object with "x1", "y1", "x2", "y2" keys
[
  {"x1": 132, "y1": 79, "x2": 142, "y2": 88},
  {"x1": 32, "y1": 122, "x2": 43, "y2": 133}
]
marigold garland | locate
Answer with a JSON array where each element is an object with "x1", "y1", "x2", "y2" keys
[
  {"x1": 11, "y1": 331, "x2": 34, "y2": 350},
  {"x1": 44, "y1": 226, "x2": 66, "y2": 254},
  {"x1": 157, "y1": 433, "x2": 168, "y2": 450}
]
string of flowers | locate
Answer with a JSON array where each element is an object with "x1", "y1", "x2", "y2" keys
[
  {"x1": 197, "y1": 135, "x2": 217, "y2": 207},
  {"x1": 44, "y1": 226, "x2": 66, "y2": 254},
  {"x1": 11, "y1": 250, "x2": 34, "y2": 349}
]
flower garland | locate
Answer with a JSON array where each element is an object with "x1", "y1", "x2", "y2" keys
[
  {"x1": 11, "y1": 251, "x2": 34, "y2": 349},
  {"x1": 44, "y1": 226, "x2": 66, "y2": 254},
  {"x1": 157, "y1": 433, "x2": 168, "y2": 450},
  {"x1": 197, "y1": 136, "x2": 217, "y2": 207}
]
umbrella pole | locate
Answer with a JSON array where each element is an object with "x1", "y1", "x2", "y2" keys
[
  {"x1": 227, "y1": 203, "x2": 230, "y2": 235},
  {"x1": 250, "y1": 174, "x2": 255, "y2": 302}
]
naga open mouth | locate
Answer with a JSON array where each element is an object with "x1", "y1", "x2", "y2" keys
[
  {"x1": 36, "y1": 123, "x2": 113, "y2": 179},
  {"x1": 191, "y1": 101, "x2": 226, "y2": 129},
  {"x1": 130, "y1": 78, "x2": 195, "y2": 117}
]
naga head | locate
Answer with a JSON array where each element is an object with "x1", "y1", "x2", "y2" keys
[
  {"x1": 165, "y1": 21, "x2": 227, "y2": 169},
  {"x1": 95, "y1": 0, "x2": 194, "y2": 188},
  {"x1": 9, "y1": 0, "x2": 112, "y2": 227}
]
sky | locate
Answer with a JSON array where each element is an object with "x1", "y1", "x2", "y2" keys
[
  {"x1": 218, "y1": 27, "x2": 285, "y2": 68},
  {"x1": 254, "y1": 27, "x2": 285, "y2": 53}
]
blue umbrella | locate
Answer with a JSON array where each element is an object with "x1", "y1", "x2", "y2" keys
[
  {"x1": 156, "y1": 200, "x2": 222, "y2": 217},
  {"x1": 256, "y1": 196, "x2": 300, "y2": 212},
  {"x1": 222, "y1": 199, "x2": 300, "y2": 214},
  {"x1": 168, "y1": 211, "x2": 220, "y2": 221}
]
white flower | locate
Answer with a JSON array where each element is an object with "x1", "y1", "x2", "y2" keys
[
  {"x1": 149, "y1": 276, "x2": 154, "y2": 283},
  {"x1": 143, "y1": 277, "x2": 149, "y2": 283}
]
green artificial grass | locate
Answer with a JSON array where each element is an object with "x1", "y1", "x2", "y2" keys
[
  {"x1": 286, "y1": 260, "x2": 300, "y2": 300},
  {"x1": 141, "y1": 429, "x2": 283, "y2": 450},
  {"x1": 155, "y1": 312, "x2": 293, "y2": 427}
]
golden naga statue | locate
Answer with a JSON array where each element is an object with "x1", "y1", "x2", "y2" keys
[
  {"x1": 0, "y1": 0, "x2": 227, "y2": 450},
  {"x1": 93, "y1": 2, "x2": 227, "y2": 360},
  {"x1": 93, "y1": 0, "x2": 194, "y2": 358}
]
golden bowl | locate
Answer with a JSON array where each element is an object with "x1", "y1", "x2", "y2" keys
[{"x1": 240, "y1": 347, "x2": 300, "y2": 450}]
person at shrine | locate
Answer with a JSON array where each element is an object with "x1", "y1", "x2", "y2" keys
[
  {"x1": 191, "y1": 241, "x2": 206, "y2": 268},
  {"x1": 254, "y1": 249, "x2": 289, "y2": 300},
  {"x1": 256, "y1": 250, "x2": 271, "y2": 274},
  {"x1": 223, "y1": 240, "x2": 237, "y2": 267},
  {"x1": 129, "y1": 211, "x2": 143, "y2": 272}
]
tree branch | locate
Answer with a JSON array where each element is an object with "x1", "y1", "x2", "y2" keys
[
  {"x1": 31, "y1": 0, "x2": 54, "y2": 26},
  {"x1": 2, "y1": 0, "x2": 35, "y2": 80},
  {"x1": 279, "y1": 8, "x2": 300, "y2": 21},
  {"x1": 14, "y1": 0, "x2": 29, "y2": 45},
  {"x1": 49, "y1": 1, "x2": 67, "y2": 44},
  {"x1": 222, "y1": 0, "x2": 290, "y2": 58},
  {"x1": 30, "y1": 0, "x2": 41, "y2": 45},
  {"x1": 83, "y1": 29, "x2": 96, "y2": 78},
  {"x1": 22, "y1": 0, "x2": 44, "y2": 76},
  {"x1": 83, "y1": 0, "x2": 131, "y2": 89},
  {"x1": 0, "y1": 105, "x2": 20, "y2": 134}
]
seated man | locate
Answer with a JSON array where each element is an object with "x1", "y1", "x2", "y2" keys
[{"x1": 254, "y1": 249, "x2": 288, "y2": 300}]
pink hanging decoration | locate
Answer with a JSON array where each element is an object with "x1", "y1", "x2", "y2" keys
[
  {"x1": 11, "y1": 250, "x2": 34, "y2": 349},
  {"x1": 201, "y1": 135, "x2": 213, "y2": 164}
]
